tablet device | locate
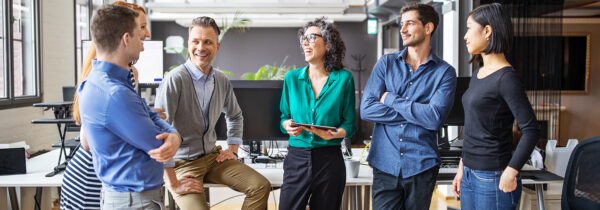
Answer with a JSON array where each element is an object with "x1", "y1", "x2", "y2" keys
[{"x1": 290, "y1": 122, "x2": 337, "y2": 131}]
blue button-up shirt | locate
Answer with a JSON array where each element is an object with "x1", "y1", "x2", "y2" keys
[
  {"x1": 78, "y1": 60, "x2": 178, "y2": 192},
  {"x1": 360, "y1": 49, "x2": 456, "y2": 178},
  {"x1": 183, "y1": 61, "x2": 243, "y2": 145}
]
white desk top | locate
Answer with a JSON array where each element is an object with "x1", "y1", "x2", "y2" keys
[
  {"x1": 0, "y1": 149, "x2": 63, "y2": 187},
  {"x1": 0, "y1": 148, "x2": 561, "y2": 189}
]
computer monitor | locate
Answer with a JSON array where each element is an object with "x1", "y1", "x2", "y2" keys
[
  {"x1": 438, "y1": 77, "x2": 470, "y2": 150},
  {"x1": 443, "y1": 77, "x2": 471, "y2": 126},
  {"x1": 215, "y1": 80, "x2": 288, "y2": 141},
  {"x1": 82, "y1": 40, "x2": 164, "y2": 85}
]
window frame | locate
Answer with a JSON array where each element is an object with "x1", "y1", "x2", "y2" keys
[{"x1": 0, "y1": 0, "x2": 41, "y2": 109}]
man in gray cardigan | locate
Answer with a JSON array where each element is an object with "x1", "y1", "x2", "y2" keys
[{"x1": 155, "y1": 16, "x2": 271, "y2": 210}]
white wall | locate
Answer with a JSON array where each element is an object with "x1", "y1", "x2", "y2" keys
[{"x1": 0, "y1": 1, "x2": 75, "y2": 153}]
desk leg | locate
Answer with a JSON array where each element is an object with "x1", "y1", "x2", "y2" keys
[
  {"x1": 535, "y1": 184, "x2": 545, "y2": 210},
  {"x1": 342, "y1": 186, "x2": 348, "y2": 210},
  {"x1": 9, "y1": 187, "x2": 19, "y2": 210},
  {"x1": 349, "y1": 186, "x2": 356, "y2": 210},
  {"x1": 34, "y1": 187, "x2": 42, "y2": 210},
  {"x1": 363, "y1": 186, "x2": 371, "y2": 210},
  {"x1": 354, "y1": 186, "x2": 362, "y2": 210},
  {"x1": 167, "y1": 190, "x2": 176, "y2": 210},
  {"x1": 204, "y1": 187, "x2": 210, "y2": 206}
]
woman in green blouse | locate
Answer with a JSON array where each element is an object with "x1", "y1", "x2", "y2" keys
[{"x1": 279, "y1": 17, "x2": 357, "y2": 210}]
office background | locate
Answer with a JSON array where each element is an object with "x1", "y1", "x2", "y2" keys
[{"x1": 0, "y1": 0, "x2": 597, "y2": 158}]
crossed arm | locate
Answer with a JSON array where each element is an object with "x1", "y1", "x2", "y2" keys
[{"x1": 360, "y1": 56, "x2": 457, "y2": 130}]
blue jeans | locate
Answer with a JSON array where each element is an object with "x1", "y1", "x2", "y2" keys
[{"x1": 460, "y1": 166, "x2": 522, "y2": 210}]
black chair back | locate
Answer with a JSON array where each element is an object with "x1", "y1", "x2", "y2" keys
[{"x1": 561, "y1": 136, "x2": 600, "y2": 210}]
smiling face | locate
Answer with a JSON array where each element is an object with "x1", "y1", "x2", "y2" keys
[
  {"x1": 464, "y1": 15, "x2": 489, "y2": 55},
  {"x1": 301, "y1": 26, "x2": 327, "y2": 64},
  {"x1": 138, "y1": 12, "x2": 150, "y2": 51},
  {"x1": 400, "y1": 10, "x2": 430, "y2": 47},
  {"x1": 188, "y1": 25, "x2": 220, "y2": 72}
]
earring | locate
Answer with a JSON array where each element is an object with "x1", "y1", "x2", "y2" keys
[{"x1": 486, "y1": 37, "x2": 490, "y2": 40}]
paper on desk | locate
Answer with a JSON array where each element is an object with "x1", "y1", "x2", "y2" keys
[
  {"x1": 530, "y1": 148, "x2": 544, "y2": 169},
  {"x1": 0, "y1": 141, "x2": 30, "y2": 150}
]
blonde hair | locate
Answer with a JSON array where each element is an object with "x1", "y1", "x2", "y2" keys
[{"x1": 72, "y1": 1, "x2": 146, "y2": 124}]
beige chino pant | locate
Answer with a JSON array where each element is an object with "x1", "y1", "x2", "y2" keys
[{"x1": 170, "y1": 146, "x2": 271, "y2": 210}]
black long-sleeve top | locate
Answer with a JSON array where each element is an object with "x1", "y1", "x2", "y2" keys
[{"x1": 462, "y1": 67, "x2": 540, "y2": 171}]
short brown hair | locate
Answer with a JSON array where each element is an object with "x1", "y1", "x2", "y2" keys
[
  {"x1": 189, "y1": 16, "x2": 221, "y2": 37},
  {"x1": 400, "y1": 3, "x2": 439, "y2": 37},
  {"x1": 91, "y1": 4, "x2": 139, "y2": 53}
]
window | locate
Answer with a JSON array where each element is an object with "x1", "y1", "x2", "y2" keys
[
  {"x1": 75, "y1": 0, "x2": 91, "y2": 80},
  {"x1": 75, "y1": 0, "x2": 105, "y2": 81},
  {"x1": 0, "y1": 0, "x2": 40, "y2": 108}
]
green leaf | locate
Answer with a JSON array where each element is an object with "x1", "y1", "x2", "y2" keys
[
  {"x1": 241, "y1": 72, "x2": 256, "y2": 80},
  {"x1": 219, "y1": 10, "x2": 252, "y2": 41},
  {"x1": 255, "y1": 66, "x2": 267, "y2": 80},
  {"x1": 218, "y1": 70, "x2": 235, "y2": 76}
]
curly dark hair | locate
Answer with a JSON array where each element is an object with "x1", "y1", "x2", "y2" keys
[{"x1": 298, "y1": 17, "x2": 346, "y2": 72}]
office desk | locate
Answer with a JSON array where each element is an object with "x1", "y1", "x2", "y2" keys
[
  {"x1": 200, "y1": 162, "x2": 562, "y2": 210},
  {"x1": 0, "y1": 149, "x2": 62, "y2": 210},
  {"x1": 2, "y1": 149, "x2": 562, "y2": 210}
]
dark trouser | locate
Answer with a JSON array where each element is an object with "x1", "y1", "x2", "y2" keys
[
  {"x1": 372, "y1": 165, "x2": 439, "y2": 210},
  {"x1": 279, "y1": 146, "x2": 346, "y2": 210}
]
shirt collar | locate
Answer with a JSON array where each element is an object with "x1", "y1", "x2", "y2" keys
[
  {"x1": 92, "y1": 59, "x2": 132, "y2": 86},
  {"x1": 396, "y1": 47, "x2": 440, "y2": 65},
  {"x1": 184, "y1": 60, "x2": 214, "y2": 81},
  {"x1": 298, "y1": 65, "x2": 339, "y2": 82}
]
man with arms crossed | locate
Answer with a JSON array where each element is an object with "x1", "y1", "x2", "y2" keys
[
  {"x1": 360, "y1": 3, "x2": 457, "y2": 209},
  {"x1": 155, "y1": 16, "x2": 271, "y2": 210},
  {"x1": 78, "y1": 5, "x2": 182, "y2": 209}
]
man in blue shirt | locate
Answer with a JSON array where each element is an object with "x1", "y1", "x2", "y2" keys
[
  {"x1": 78, "y1": 5, "x2": 181, "y2": 209},
  {"x1": 360, "y1": 3, "x2": 457, "y2": 209}
]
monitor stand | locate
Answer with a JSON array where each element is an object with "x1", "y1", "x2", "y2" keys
[
  {"x1": 437, "y1": 125, "x2": 450, "y2": 150},
  {"x1": 248, "y1": 140, "x2": 262, "y2": 156}
]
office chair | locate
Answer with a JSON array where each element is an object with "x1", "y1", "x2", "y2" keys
[{"x1": 561, "y1": 136, "x2": 600, "y2": 210}]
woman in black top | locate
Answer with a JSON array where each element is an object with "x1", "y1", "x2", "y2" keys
[{"x1": 453, "y1": 3, "x2": 539, "y2": 210}]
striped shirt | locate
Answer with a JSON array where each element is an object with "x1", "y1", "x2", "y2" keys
[{"x1": 60, "y1": 148, "x2": 101, "y2": 210}]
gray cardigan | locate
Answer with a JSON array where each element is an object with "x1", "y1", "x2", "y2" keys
[{"x1": 155, "y1": 65, "x2": 243, "y2": 160}]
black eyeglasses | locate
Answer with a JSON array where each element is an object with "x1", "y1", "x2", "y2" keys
[{"x1": 299, "y1": 33, "x2": 323, "y2": 44}]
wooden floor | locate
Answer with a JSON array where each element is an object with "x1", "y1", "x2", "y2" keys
[{"x1": 207, "y1": 188, "x2": 461, "y2": 210}]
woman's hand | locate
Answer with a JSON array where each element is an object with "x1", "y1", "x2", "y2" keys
[
  {"x1": 153, "y1": 108, "x2": 167, "y2": 120},
  {"x1": 303, "y1": 127, "x2": 346, "y2": 140},
  {"x1": 452, "y1": 159, "x2": 464, "y2": 197},
  {"x1": 499, "y1": 166, "x2": 519, "y2": 193},
  {"x1": 283, "y1": 119, "x2": 303, "y2": 136}
]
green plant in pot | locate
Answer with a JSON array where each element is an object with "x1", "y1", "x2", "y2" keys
[{"x1": 241, "y1": 56, "x2": 296, "y2": 80}]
